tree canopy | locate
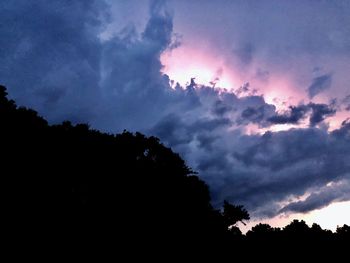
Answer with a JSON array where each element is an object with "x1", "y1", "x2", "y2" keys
[{"x1": 1, "y1": 84, "x2": 348, "y2": 257}]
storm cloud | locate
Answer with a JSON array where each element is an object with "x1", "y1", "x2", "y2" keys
[
  {"x1": 0, "y1": 0, "x2": 349, "y2": 220},
  {"x1": 188, "y1": 120, "x2": 350, "y2": 217},
  {"x1": 268, "y1": 105, "x2": 309, "y2": 125},
  {"x1": 0, "y1": 0, "x2": 108, "y2": 123},
  {"x1": 280, "y1": 180, "x2": 350, "y2": 214},
  {"x1": 268, "y1": 103, "x2": 336, "y2": 126}
]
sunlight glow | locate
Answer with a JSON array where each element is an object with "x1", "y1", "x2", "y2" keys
[
  {"x1": 161, "y1": 47, "x2": 238, "y2": 90},
  {"x1": 262, "y1": 76, "x2": 304, "y2": 109},
  {"x1": 241, "y1": 201, "x2": 350, "y2": 234},
  {"x1": 304, "y1": 201, "x2": 350, "y2": 231},
  {"x1": 161, "y1": 45, "x2": 306, "y2": 112}
]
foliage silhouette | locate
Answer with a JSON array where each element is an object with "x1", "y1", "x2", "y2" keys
[
  {"x1": 222, "y1": 200, "x2": 250, "y2": 228},
  {"x1": 1, "y1": 85, "x2": 232, "y2": 255},
  {"x1": 1, "y1": 84, "x2": 349, "y2": 257}
]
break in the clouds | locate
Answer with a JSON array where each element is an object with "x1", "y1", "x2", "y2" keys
[{"x1": 0, "y1": 0, "x2": 349, "y2": 219}]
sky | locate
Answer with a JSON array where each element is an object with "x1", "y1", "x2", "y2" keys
[{"x1": 0, "y1": 0, "x2": 349, "y2": 231}]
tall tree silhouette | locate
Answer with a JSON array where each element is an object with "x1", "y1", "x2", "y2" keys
[
  {"x1": 0, "y1": 85, "x2": 232, "y2": 255},
  {"x1": 1, "y1": 84, "x2": 349, "y2": 258},
  {"x1": 222, "y1": 200, "x2": 250, "y2": 228}
]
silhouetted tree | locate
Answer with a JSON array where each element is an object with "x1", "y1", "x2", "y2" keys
[
  {"x1": 284, "y1": 219, "x2": 310, "y2": 234},
  {"x1": 222, "y1": 200, "x2": 250, "y2": 228},
  {"x1": 0, "y1": 85, "x2": 232, "y2": 255},
  {"x1": 1, "y1": 84, "x2": 348, "y2": 257},
  {"x1": 336, "y1": 224, "x2": 350, "y2": 241},
  {"x1": 246, "y1": 223, "x2": 281, "y2": 240}
]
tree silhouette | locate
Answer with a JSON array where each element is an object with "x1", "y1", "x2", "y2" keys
[
  {"x1": 0, "y1": 85, "x2": 233, "y2": 254},
  {"x1": 336, "y1": 224, "x2": 350, "y2": 241},
  {"x1": 1, "y1": 84, "x2": 349, "y2": 257},
  {"x1": 246, "y1": 223, "x2": 281, "y2": 240},
  {"x1": 222, "y1": 200, "x2": 250, "y2": 228}
]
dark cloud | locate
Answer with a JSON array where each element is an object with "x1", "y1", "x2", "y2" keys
[
  {"x1": 268, "y1": 103, "x2": 336, "y2": 126},
  {"x1": 237, "y1": 95, "x2": 276, "y2": 127},
  {"x1": 196, "y1": 133, "x2": 218, "y2": 152},
  {"x1": 280, "y1": 180, "x2": 350, "y2": 214},
  {"x1": 0, "y1": 0, "x2": 108, "y2": 123},
  {"x1": 241, "y1": 106, "x2": 266, "y2": 124},
  {"x1": 308, "y1": 74, "x2": 332, "y2": 99},
  {"x1": 150, "y1": 113, "x2": 193, "y2": 147},
  {"x1": 235, "y1": 82, "x2": 258, "y2": 97},
  {"x1": 268, "y1": 105, "x2": 309, "y2": 124},
  {"x1": 143, "y1": 0, "x2": 173, "y2": 53},
  {"x1": 308, "y1": 103, "x2": 336, "y2": 126},
  {"x1": 190, "y1": 117, "x2": 231, "y2": 132},
  {"x1": 342, "y1": 95, "x2": 350, "y2": 111},
  {"x1": 332, "y1": 118, "x2": 350, "y2": 138},
  {"x1": 212, "y1": 100, "x2": 232, "y2": 117},
  {"x1": 1, "y1": 0, "x2": 349, "y2": 221},
  {"x1": 151, "y1": 105, "x2": 350, "y2": 217},
  {"x1": 212, "y1": 123, "x2": 350, "y2": 216}
]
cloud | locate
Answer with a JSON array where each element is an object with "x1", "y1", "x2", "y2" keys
[
  {"x1": 308, "y1": 74, "x2": 332, "y2": 99},
  {"x1": 342, "y1": 95, "x2": 350, "y2": 111},
  {"x1": 151, "y1": 102, "x2": 349, "y2": 217},
  {"x1": 1, "y1": 0, "x2": 350, "y2": 220},
  {"x1": 280, "y1": 180, "x2": 350, "y2": 214},
  {"x1": 212, "y1": 100, "x2": 232, "y2": 117},
  {"x1": 268, "y1": 105, "x2": 309, "y2": 125},
  {"x1": 240, "y1": 104, "x2": 275, "y2": 126},
  {"x1": 268, "y1": 103, "x2": 336, "y2": 126},
  {"x1": 241, "y1": 107, "x2": 265, "y2": 123},
  {"x1": 210, "y1": 122, "x2": 350, "y2": 216},
  {"x1": 0, "y1": 0, "x2": 109, "y2": 123},
  {"x1": 308, "y1": 102, "x2": 336, "y2": 126},
  {"x1": 169, "y1": 0, "x2": 350, "y2": 107}
]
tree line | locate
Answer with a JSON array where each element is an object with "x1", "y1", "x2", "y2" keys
[{"x1": 1, "y1": 85, "x2": 348, "y2": 256}]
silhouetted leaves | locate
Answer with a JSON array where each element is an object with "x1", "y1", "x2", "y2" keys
[
  {"x1": 0, "y1": 85, "x2": 348, "y2": 256},
  {"x1": 222, "y1": 200, "x2": 250, "y2": 228},
  {"x1": 0, "y1": 85, "x2": 230, "y2": 253}
]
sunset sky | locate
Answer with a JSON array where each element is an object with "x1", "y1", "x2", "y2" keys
[{"x1": 1, "y1": 0, "x2": 349, "y2": 231}]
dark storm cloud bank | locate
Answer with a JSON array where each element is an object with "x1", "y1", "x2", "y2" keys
[
  {"x1": 268, "y1": 102, "x2": 336, "y2": 127},
  {"x1": 0, "y1": 0, "x2": 108, "y2": 123},
  {"x1": 280, "y1": 180, "x2": 350, "y2": 214},
  {"x1": 229, "y1": 121, "x2": 350, "y2": 216},
  {"x1": 156, "y1": 115, "x2": 350, "y2": 217},
  {"x1": 1, "y1": 0, "x2": 349, "y2": 218}
]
